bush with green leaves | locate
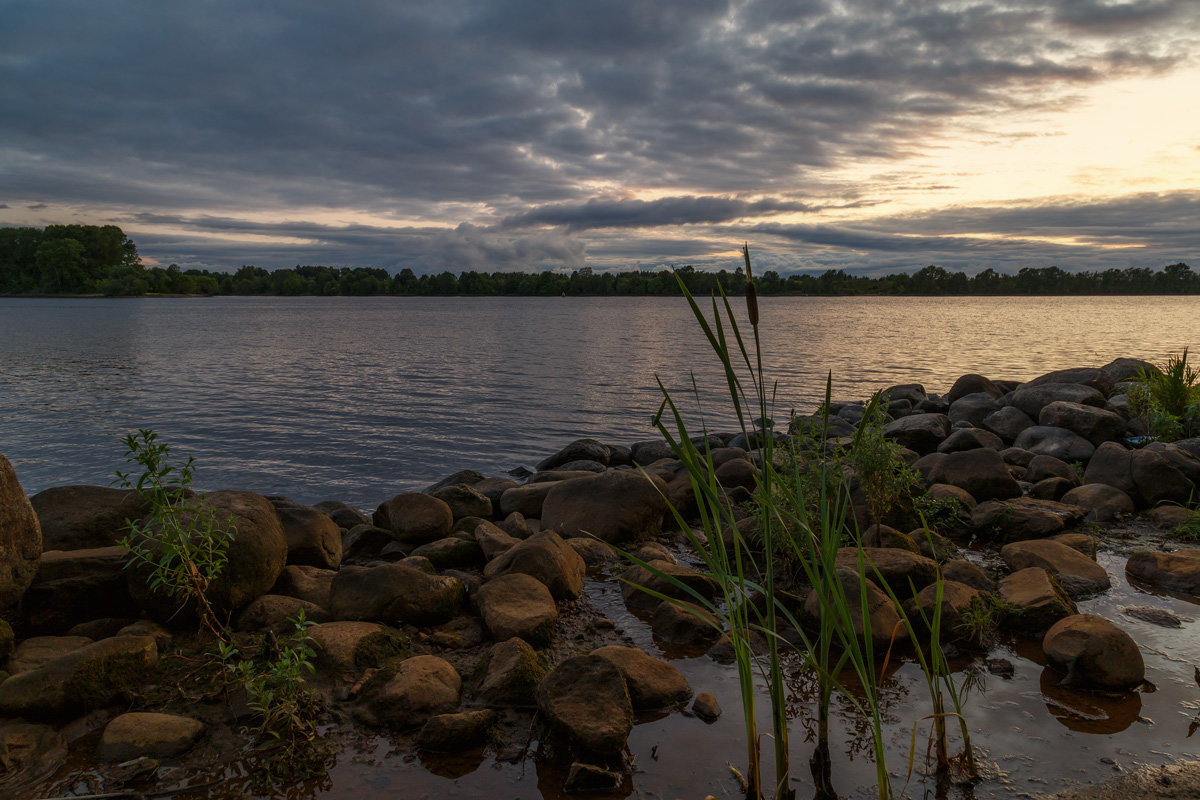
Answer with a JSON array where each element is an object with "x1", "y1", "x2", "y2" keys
[
  {"x1": 1129, "y1": 349, "x2": 1200, "y2": 441},
  {"x1": 116, "y1": 429, "x2": 233, "y2": 635},
  {"x1": 846, "y1": 391, "x2": 920, "y2": 525}
]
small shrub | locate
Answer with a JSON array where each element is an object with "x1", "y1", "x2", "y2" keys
[
  {"x1": 1170, "y1": 513, "x2": 1200, "y2": 542},
  {"x1": 1130, "y1": 349, "x2": 1200, "y2": 441},
  {"x1": 914, "y1": 494, "x2": 966, "y2": 533},
  {"x1": 847, "y1": 391, "x2": 919, "y2": 524}
]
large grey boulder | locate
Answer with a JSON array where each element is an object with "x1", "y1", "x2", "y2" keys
[
  {"x1": 883, "y1": 414, "x2": 951, "y2": 454},
  {"x1": 981, "y1": 406, "x2": 1035, "y2": 442},
  {"x1": 914, "y1": 448, "x2": 1021, "y2": 501},
  {"x1": 1084, "y1": 442, "x2": 1197, "y2": 508},
  {"x1": 1025, "y1": 367, "x2": 1114, "y2": 396},
  {"x1": 537, "y1": 439, "x2": 611, "y2": 471},
  {"x1": 1038, "y1": 401, "x2": 1127, "y2": 447},
  {"x1": 1043, "y1": 614, "x2": 1144, "y2": 691},
  {"x1": 1126, "y1": 548, "x2": 1200, "y2": 594},
  {"x1": 329, "y1": 563, "x2": 464, "y2": 625},
  {"x1": 1010, "y1": 383, "x2": 1106, "y2": 420},
  {"x1": 1013, "y1": 426, "x2": 1095, "y2": 462},
  {"x1": 482, "y1": 530, "x2": 585, "y2": 600},
  {"x1": 948, "y1": 393, "x2": 1001, "y2": 428},
  {"x1": 373, "y1": 492, "x2": 453, "y2": 543},
  {"x1": 476, "y1": 573, "x2": 558, "y2": 645}
]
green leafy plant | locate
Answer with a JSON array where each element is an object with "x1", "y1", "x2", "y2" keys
[
  {"x1": 216, "y1": 612, "x2": 328, "y2": 782},
  {"x1": 1130, "y1": 349, "x2": 1200, "y2": 441},
  {"x1": 848, "y1": 391, "x2": 919, "y2": 525},
  {"x1": 1170, "y1": 513, "x2": 1200, "y2": 542},
  {"x1": 116, "y1": 429, "x2": 233, "y2": 637},
  {"x1": 912, "y1": 494, "x2": 966, "y2": 534}
]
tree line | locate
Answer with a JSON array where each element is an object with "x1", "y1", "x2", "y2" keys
[{"x1": 2, "y1": 224, "x2": 1198, "y2": 296}]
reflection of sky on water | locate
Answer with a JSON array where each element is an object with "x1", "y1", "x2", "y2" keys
[{"x1": 2, "y1": 295, "x2": 1199, "y2": 507}]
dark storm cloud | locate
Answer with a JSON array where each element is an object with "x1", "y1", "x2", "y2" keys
[{"x1": 1, "y1": 0, "x2": 1198, "y2": 270}]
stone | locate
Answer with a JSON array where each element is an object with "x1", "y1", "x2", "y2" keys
[
  {"x1": 271, "y1": 564, "x2": 335, "y2": 608},
  {"x1": 971, "y1": 497, "x2": 1087, "y2": 541},
  {"x1": 1125, "y1": 548, "x2": 1200, "y2": 594},
  {"x1": 1010, "y1": 383, "x2": 1106, "y2": 420},
  {"x1": 1043, "y1": 614, "x2": 1144, "y2": 691},
  {"x1": 981, "y1": 406, "x2": 1036, "y2": 442},
  {"x1": 803, "y1": 568, "x2": 906, "y2": 651},
  {"x1": 1001, "y1": 539, "x2": 1111, "y2": 597},
  {"x1": 591, "y1": 645, "x2": 692, "y2": 709},
  {"x1": 1086, "y1": 442, "x2": 1200, "y2": 509},
  {"x1": 409, "y1": 535, "x2": 484, "y2": 569},
  {"x1": 715, "y1": 458, "x2": 758, "y2": 490},
  {"x1": 1061, "y1": 484, "x2": 1135, "y2": 521},
  {"x1": 30, "y1": 485, "x2": 150, "y2": 551},
  {"x1": 1025, "y1": 367, "x2": 1114, "y2": 396},
  {"x1": 472, "y1": 477, "x2": 520, "y2": 507},
  {"x1": 1039, "y1": 401, "x2": 1127, "y2": 447},
  {"x1": 835, "y1": 547, "x2": 939, "y2": 599},
  {"x1": 998, "y1": 567, "x2": 1077, "y2": 634},
  {"x1": 651, "y1": 600, "x2": 721, "y2": 645},
  {"x1": 425, "y1": 469, "x2": 489, "y2": 494},
  {"x1": 915, "y1": 448, "x2": 1021, "y2": 501},
  {"x1": 946, "y1": 374, "x2": 1002, "y2": 403},
  {"x1": 0, "y1": 619, "x2": 13, "y2": 662},
  {"x1": 948, "y1": 393, "x2": 1002, "y2": 428},
  {"x1": 367, "y1": 655, "x2": 461, "y2": 729},
  {"x1": 1013, "y1": 426, "x2": 1096, "y2": 463},
  {"x1": 277, "y1": 505, "x2": 342, "y2": 569},
  {"x1": 499, "y1": 511, "x2": 533, "y2": 539},
  {"x1": 429, "y1": 484, "x2": 493, "y2": 521},
  {"x1": 482, "y1": 530, "x2": 585, "y2": 600},
  {"x1": 308, "y1": 621, "x2": 408, "y2": 675},
  {"x1": 883, "y1": 414, "x2": 951, "y2": 454},
  {"x1": 428, "y1": 615, "x2": 485, "y2": 649},
  {"x1": 903, "y1": 580, "x2": 983, "y2": 645},
  {"x1": 417, "y1": 709, "x2": 496, "y2": 752},
  {"x1": 537, "y1": 654, "x2": 633, "y2": 756},
  {"x1": 1100, "y1": 357, "x2": 1158, "y2": 385},
  {"x1": 314, "y1": 500, "x2": 370, "y2": 530},
  {"x1": 477, "y1": 637, "x2": 545, "y2": 706},
  {"x1": 1147, "y1": 504, "x2": 1193, "y2": 529},
  {"x1": 1050, "y1": 532, "x2": 1097, "y2": 556},
  {"x1": 862, "y1": 524, "x2": 919, "y2": 553},
  {"x1": 927, "y1": 483, "x2": 977, "y2": 511},
  {"x1": 373, "y1": 492, "x2": 453, "y2": 543},
  {"x1": 1026, "y1": 455, "x2": 1081, "y2": 485},
  {"x1": 498, "y1": 482, "x2": 560, "y2": 518},
  {"x1": 6, "y1": 635, "x2": 92, "y2": 674},
  {"x1": 621, "y1": 560, "x2": 718, "y2": 610},
  {"x1": 937, "y1": 428, "x2": 1004, "y2": 453},
  {"x1": 0, "y1": 634, "x2": 158, "y2": 719},
  {"x1": 1030, "y1": 477, "x2": 1075, "y2": 501},
  {"x1": 98, "y1": 712, "x2": 205, "y2": 761},
  {"x1": 476, "y1": 573, "x2": 558, "y2": 645},
  {"x1": 474, "y1": 520, "x2": 520, "y2": 560},
  {"x1": 23, "y1": 546, "x2": 138, "y2": 634},
  {"x1": 941, "y1": 559, "x2": 996, "y2": 592},
  {"x1": 565, "y1": 536, "x2": 616, "y2": 570},
  {"x1": 233, "y1": 594, "x2": 330, "y2": 635},
  {"x1": 537, "y1": 439, "x2": 611, "y2": 471},
  {"x1": 329, "y1": 563, "x2": 464, "y2": 625},
  {"x1": 341, "y1": 523, "x2": 396, "y2": 562},
  {"x1": 0, "y1": 455, "x2": 42, "y2": 611},
  {"x1": 692, "y1": 692, "x2": 722, "y2": 722},
  {"x1": 564, "y1": 762, "x2": 623, "y2": 792},
  {"x1": 540, "y1": 470, "x2": 669, "y2": 544}
]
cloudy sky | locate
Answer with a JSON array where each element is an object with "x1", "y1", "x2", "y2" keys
[{"x1": 2, "y1": 0, "x2": 1199, "y2": 275}]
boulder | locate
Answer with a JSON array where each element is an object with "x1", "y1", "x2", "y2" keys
[
  {"x1": 902, "y1": 580, "x2": 983, "y2": 645},
  {"x1": 277, "y1": 505, "x2": 342, "y2": 570},
  {"x1": 887, "y1": 383, "x2": 929, "y2": 404},
  {"x1": 1026, "y1": 455, "x2": 1081, "y2": 485},
  {"x1": 715, "y1": 458, "x2": 758, "y2": 490},
  {"x1": 802, "y1": 568, "x2": 905, "y2": 651},
  {"x1": 366, "y1": 655, "x2": 461, "y2": 729},
  {"x1": 972, "y1": 497, "x2": 1087, "y2": 541},
  {"x1": 862, "y1": 524, "x2": 919, "y2": 554},
  {"x1": 482, "y1": 530, "x2": 585, "y2": 600},
  {"x1": 620, "y1": 560, "x2": 718, "y2": 610},
  {"x1": 1038, "y1": 401, "x2": 1127, "y2": 447},
  {"x1": 476, "y1": 573, "x2": 558, "y2": 645},
  {"x1": 835, "y1": 547, "x2": 939, "y2": 599},
  {"x1": 1043, "y1": 614, "x2": 1144, "y2": 691},
  {"x1": 498, "y1": 482, "x2": 560, "y2": 518},
  {"x1": 591, "y1": 645, "x2": 692, "y2": 709},
  {"x1": 426, "y1": 470, "x2": 489, "y2": 494},
  {"x1": 233, "y1": 594, "x2": 330, "y2": 636},
  {"x1": 947, "y1": 374, "x2": 1002, "y2": 403},
  {"x1": 651, "y1": 600, "x2": 721, "y2": 645},
  {"x1": 474, "y1": 520, "x2": 521, "y2": 560},
  {"x1": 1125, "y1": 548, "x2": 1200, "y2": 594},
  {"x1": 1013, "y1": 426, "x2": 1095, "y2": 463},
  {"x1": 1010, "y1": 382, "x2": 1106, "y2": 420},
  {"x1": 1061, "y1": 484, "x2": 1135, "y2": 521},
  {"x1": 472, "y1": 477, "x2": 520, "y2": 507},
  {"x1": 1100, "y1": 357, "x2": 1158, "y2": 385},
  {"x1": 537, "y1": 439, "x2": 611, "y2": 471},
  {"x1": 23, "y1": 546, "x2": 138, "y2": 634},
  {"x1": 883, "y1": 414, "x2": 951, "y2": 454},
  {"x1": 429, "y1": 484, "x2": 493, "y2": 521},
  {"x1": 30, "y1": 485, "x2": 148, "y2": 551},
  {"x1": 417, "y1": 709, "x2": 496, "y2": 752},
  {"x1": 948, "y1": 393, "x2": 1002, "y2": 428},
  {"x1": 1025, "y1": 367, "x2": 1114, "y2": 396},
  {"x1": 981, "y1": 406, "x2": 1036, "y2": 442},
  {"x1": 927, "y1": 483, "x2": 977, "y2": 511},
  {"x1": 308, "y1": 621, "x2": 408, "y2": 675},
  {"x1": 1085, "y1": 442, "x2": 1196, "y2": 508},
  {"x1": 998, "y1": 567, "x2": 1077, "y2": 634},
  {"x1": 373, "y1": 493, "x2": 453, "y2": 543},
  {"x1": 477, "y1": 637, "x2": 545, "y2": 706},
  {"x1": 0, "y1": 455, "x2": 42, "y2": 611},
  {"x1": 536, "y1": 655, "x2": 633, "y2": 756},
  {"x1": 314, "y1": 500, "x2": 370, "y2": 530},
  {"x1": 409, "y1": 536, "x2": 484, "y2": 569},
  {"x1": 937, "y1": 428, "x2": 1004, "y2": 453},
  {"x1": 98, "y1": 712, "x2": 205, "y2": 761},
  {"x1": 6, "y1": 635, "x2": 92, "y2": 674},
  {"x1": 329, "y1": 563, "x2": 464, "y2": 625},
  {"x1": 1030, "y1": 477, "x2": 1075, "y2": 501},
  {"x1": 0, "y1": 635, "x2": 158, "y2": 719},
  {"x1": 341, "y1": 523, "x2": 396, "y2": 562},
  {"x1": 271, "y1": 565, "x2": 335, "y2": 608},
  {"x1": 566, "y1": 537, "x2": 616, "y2": 570},
  {"x1": 540, "y1": 470, "x2": 669, "y2": 544},
  {"x1": 941, "y1": 559, "x2": 996, "y2": 592},
  {"x1": 1000, "y1": 540, "x2": 1110, "y2": 597},
  {"x1": 914, "y1": 448, "x2": 1021, "y2": 501},
  {"x1": 1147, "y1": 504, "x2": 1193, "y2": 529}
]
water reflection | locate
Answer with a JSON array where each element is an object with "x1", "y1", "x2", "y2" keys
[{"x1": 1038, "y1": 668, "x2": 1143, "y2": 734}]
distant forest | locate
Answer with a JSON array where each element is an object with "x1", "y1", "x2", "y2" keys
[{"x1": 2, "y1": 224, "x2": 1198, "y2": 296}]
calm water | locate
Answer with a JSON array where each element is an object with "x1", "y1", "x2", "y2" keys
[{"x1": 2, "y1": 294, "x2": 1198, "y2": 507}]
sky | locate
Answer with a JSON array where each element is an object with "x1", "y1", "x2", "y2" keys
[{"x1": 2, "y1": 0, "x2": 1199, "y2": 276}]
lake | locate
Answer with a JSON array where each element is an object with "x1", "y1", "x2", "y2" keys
[{"x1": 2, "y1": 294, "x2": 1198, "y2": 507}]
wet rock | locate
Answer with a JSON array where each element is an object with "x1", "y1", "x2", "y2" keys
[
  {"x1": 0, "y1": 634, "x2": 158, "y2": 719},
  {"x1": 692, "y1": 692, "x2": 722, "y2": 722},
  {"x1": 883, "y1": 413, "x2": 951, "y2": 454},
  {"x1": 835, "y1": 547, "x2": 939, "y2": 599},
  {"x1": 477, "y1": 637, "x2": 545, "y2": 706},
  {"x1": 271, "y1": 564, "x2": 335, "y2": 608},
  {"x1": 1030, "y1": 477, "x2": 1075, "y2": 501},
  {"x1": 1001, "y1": 539, "x2": 1110, "y2": 597},
  {"x1": 632, "y1": 541, "x2": 676, "y2": 564},
  {"x1": 541, "y1": 470, "x2": 669, "y2": 544},
  {"x1": 233, "y1": 594, "x2": 330, "y2": 635},
  {"x1": 499, "y1": 511, "x2": 533, "y2": 539},
  {"x1": 537, "y1": 654, "x2": 633, "y2": 756},
  {"x1": 1013, "y1": 426, "x2": 1096, "y2": 463},
  {"x1": 971, "y1": 497, "x2": 1087, "y2": 541},
  {"x1": 329, "y1": 563, "x2": 464, "y2": 625},
  {"x1": 483, "y1": 530, "x2": 585, "y2": 600},
  {"x1": 651, "y1": 600, "x2": 720, "y2": 645},
  {"x1": 418, "y1": 708, "x2": 497, "y2": 752},
  {"x1": 0, "y1": 720, "x2": 67, "y2": 783},
  {"x1": 98, "y1": 712, "x2": 205, "y2": 761},
  {"x1": 428, "y1": 615, "x2": 485, "y2": 649},
  {"x1": 621, "y1": 560, "x2": 718, "y2": 610},
  {"x1": 0, "y1": 455, "x2": 42, "y2": 611},
  {"x1": 1126, "y1": 548, "x2": 1200, "y2": 594},
  {"x1": 565, "y1": 537, "x2": 616, "y2": 571},
  {"x1": 591, "y1": 645, "x2": 692, "y2": 709},
  {"x1": 903, "y1": 580, "x2": 983, "y2": 645},
  {"x1": 474, "y1": 520, "x2": 520, "y2": 561},
  {"x1": 1039, "y1": 401, "x2": 1127, "y2": 447},
  {"x1": 914, "y1": 528, "x2": 959, "y2": 561},
  {"x1": 429, "y1": 484, "x2": 493, "y2": 521},
  {"x1": 23, "y1": 546, "x2": 137, "y2": 634},
  {"x1": 373, "y1": 492, "x2": 453, "y2": 544},
  {"x1": 564, "y1": 762, "x2": 623, "y2": 792},
  {"x1": 1043, "y1": 614, "x2": 1144, "y2": 691},
  {"x1": 476, "y1": 573, "x2": 558, "y2": 645},
  {"x1": 1010, "y1": 383, "x2": 1106, "y2": 420},
  {"x1": 1061, "y1": 484, "x2": 1135, "y2": 521},
  {"x1": 803, "y1": 568, "x2": 906, "y2": 651},
  {"x1": 915, "y1": 448, "x2": 1021, "y2": 501},
  {"x1": 982, "y1": 406, "x2": 1036, "y2": 442},
  {"x1": 498, "y1": 482, "x2": 560, "y2": 518},
  {"x1": 30, "y1": 485, "x2": 149, "y2": 551},
  {"x1": 308, "y1": 621, "x2": 408, "y2": 675},
  {"x1": 277, "y1": 505, "x2": 342, "y2": 570},
  {"x1": 366, "y1": 655, "x2": 461, "y2": 729},
  {"x1": 941, "y1": 559, "x2": 995, "y2": 592},
  {"x1": 472, "y1": 477, "x2": 520, "y2": 507},
  {"x1": 1026, "y1": 367, "x2": 1114, "y2": 396},
  {"x1": 998, "y1": 567, "x2": 1078, "y2": 634},
  {"x1": 1122, "y1": 605, "x2": 1184, "y2": 627},
  {"x1": 410, "y1": 535, "x2": 484, "y2": 569},
  {"x1": 1050, "y1": 532, "x2": 1096, "y2": 556}
]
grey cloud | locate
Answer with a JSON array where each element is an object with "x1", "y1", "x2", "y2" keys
[{"x1": 502, "y1": 196, "x2": 814, "y2": 231}]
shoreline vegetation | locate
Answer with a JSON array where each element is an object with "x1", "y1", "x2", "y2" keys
[{"x1": 2, "y1": 224, "x2": 1198, "y2": 298}]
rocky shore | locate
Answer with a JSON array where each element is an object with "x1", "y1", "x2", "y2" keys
[{"x1": 2, "y1": 355, "x2": 1200, "y2": 798}]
